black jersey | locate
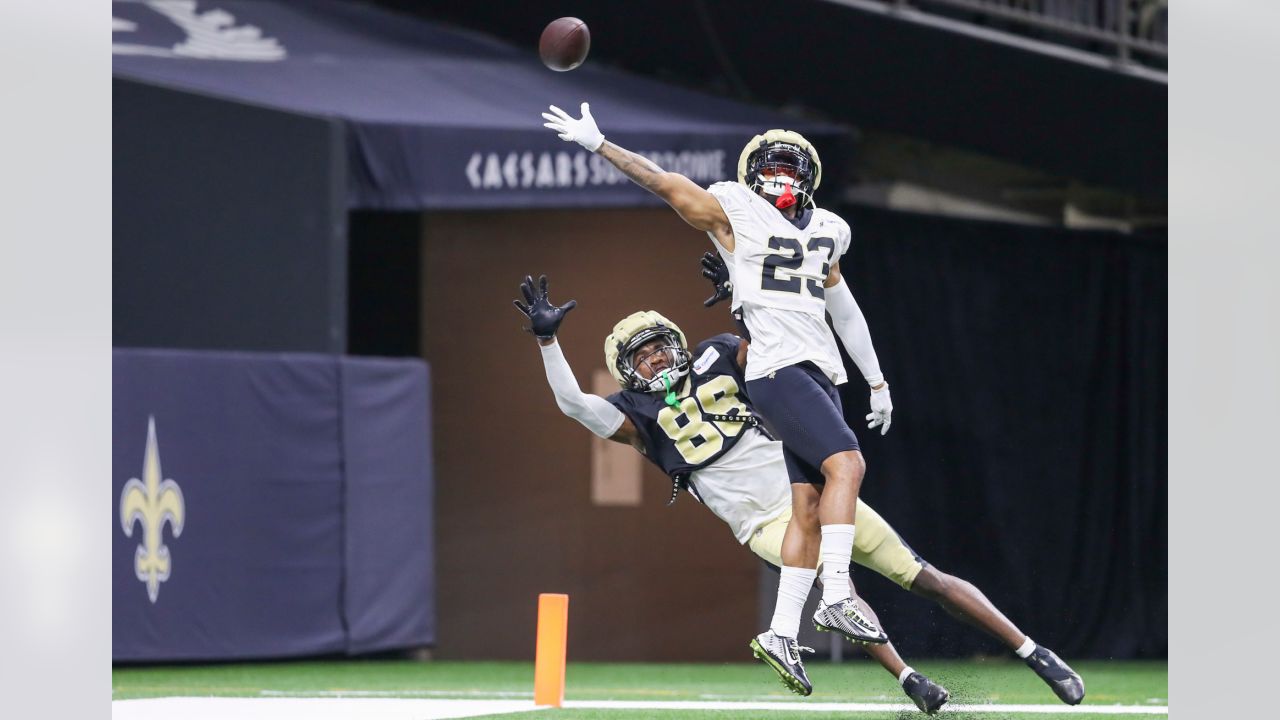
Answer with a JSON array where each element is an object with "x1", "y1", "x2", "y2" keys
[{"x1": 607, "y1": 333, "x2": 757, "y2": 481}]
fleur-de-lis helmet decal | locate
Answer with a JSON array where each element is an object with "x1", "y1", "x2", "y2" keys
[{"x1": 120, "y1": 416, "x2": 186, "y2": 603}]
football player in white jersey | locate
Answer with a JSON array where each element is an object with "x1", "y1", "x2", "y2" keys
[
  {"x1": 513, "y1": 274, "x2": 1084, "y2": 710},
  {"x1": 543, "y1": 105, "x2": 893, "y2": 662}
]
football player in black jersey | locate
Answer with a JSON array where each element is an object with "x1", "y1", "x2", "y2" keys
[
  {"x1": 515, "y1": 273, "x2": 1084, "y2": 710},
  {"x1": 514, "y1": 274, "x2": 959, "y2": 710}
]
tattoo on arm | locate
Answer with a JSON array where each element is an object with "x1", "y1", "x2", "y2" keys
[
  {"x1": 598, "y1": 142, "x2": 665, "y2": 193},
  {"x1": 598, "y1": 140, "x2": 728, "y2": 238}
]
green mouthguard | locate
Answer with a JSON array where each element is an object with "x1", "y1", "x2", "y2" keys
[{"x1": 661, "y1": 370, "x2": 678, "y2": 407}]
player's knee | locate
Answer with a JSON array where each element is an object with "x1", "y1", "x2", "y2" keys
[
  {"x1": 790, "y1": 487, "x2": 821, "y2": 528},
  {"x1": 792, "y1": 495, "x2": 820, "y2": 525},
  {"x1": 910, "y1": 566, "x2": 953, "y2": 601},
  {"x1": 820, "y1": 450, "x2": 864, "y2": 485}
]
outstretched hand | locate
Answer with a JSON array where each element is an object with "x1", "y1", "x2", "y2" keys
[
  {"x1": 513, "y1": 274, "x2": 577, "y2": 340},
  {"x1": 541, "y1": 102, "x2": 605, "y2": 152},
  {"x1": 700, "y1": 251, "x2": 733, "y2": 307}
]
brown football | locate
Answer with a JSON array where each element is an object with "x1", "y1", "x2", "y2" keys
[{"x1": 539, "y1": 17, "x2": 590, "y2": 72}]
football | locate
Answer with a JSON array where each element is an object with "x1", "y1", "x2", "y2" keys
[{"x1": 539, "y1": 17, "x2": 590, "y2": 72}]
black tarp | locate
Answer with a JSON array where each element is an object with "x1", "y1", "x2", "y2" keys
[
  {"x1": 111, "y1": 0, "x2": 846, "y2": 210},
  {"x1": 830, "y1": 206, "x2": 1166, "y2": 659}
]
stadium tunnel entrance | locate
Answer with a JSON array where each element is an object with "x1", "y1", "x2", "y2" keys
[{"x1": 368, "y1": 206, "x2": 764, "y2": 661}]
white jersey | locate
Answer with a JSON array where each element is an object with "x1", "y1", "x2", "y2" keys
[
  {"x1": 707, "y1": 181, "x2": 853, "y2": 384},
  {"x1": 687, "y1": 425, "x2": 791, "y2": 543}
]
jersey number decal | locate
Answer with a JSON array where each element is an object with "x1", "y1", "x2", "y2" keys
[
  {"x1": 760, "y1": 236, "x2": 836, "y2": 299},
  {"x1": 655, "y1": 375, "x2": 751, "y2": 464}
]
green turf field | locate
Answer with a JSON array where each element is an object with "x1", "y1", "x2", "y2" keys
[{"x1": 113, "y1": 658, "x2": 1166, "y2": 719}]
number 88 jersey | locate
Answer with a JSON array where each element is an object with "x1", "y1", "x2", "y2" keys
[
  {"x1": 607, "y1": 333, "x2": 755, "y2": 479},
  {"x1": 707, "y1": 181, "x2": 853, "y2": 384}
]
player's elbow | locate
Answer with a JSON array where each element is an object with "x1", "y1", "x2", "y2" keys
[
  {"x1": 648, "y1": 172, "x2": 726, "y2": 233},
  {"x1": 554, "y1": 395, "x2": 585, "y2": 418},
  {"x1": 651, "y1": 172, "x2": 686, "y2": 205},
  {"x1": 674, "y1": 200, "x2": 721, "y2": 233}
]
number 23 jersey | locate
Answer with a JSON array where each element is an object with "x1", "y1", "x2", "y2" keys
[
  {"x1": 606, "y1": 333, "x2": 791, "y2": 542},
  {"x1": 707, "y1": 181, "x2": 852, "y2": 384}
]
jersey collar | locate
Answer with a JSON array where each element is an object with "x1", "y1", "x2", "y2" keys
[{"x1": 785, "y1": 207, "x2": 813, "y2": 230}]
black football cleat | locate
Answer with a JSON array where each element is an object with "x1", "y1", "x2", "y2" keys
[
  {"x1": 749, "y1": 630, "x2": 814, "y2": 696},
  {"x1": 812, "y1": 598, "x2": 889, "y2": 645},
  {"x1": 902, "y1": 671, "x2": 950, "y2": 715},
  {"x1": 1026, "y1": 645, "x2": 1085, "y2": 705}
]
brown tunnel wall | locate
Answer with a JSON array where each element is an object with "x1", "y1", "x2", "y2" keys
[{"x1": 421, "y1": 208, "x2": 760, "y2": 661}]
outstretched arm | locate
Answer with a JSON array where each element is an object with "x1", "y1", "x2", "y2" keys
[
  {"x1": 537, "y1": 338, "x2": 638, "y2": 444},
  {"x1": 542, "y1": 103, "x2": 733, "y2": 247},
  {"x1": 823, "y1": 264, "x2": 894, "y2": 435},
  {"x1": 596, "y1": 142, "x2": 730, "y2": 236},
  {"x1": 513, "y1": 274, "x2": 639, "y2": 445}
]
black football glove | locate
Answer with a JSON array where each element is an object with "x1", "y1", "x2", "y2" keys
[
  {"x1": 700, "y1": 251, "x2": 733, "y2": 307},
  {"x1": 513, "y1": 274, "x2": 577, "y2": 340}
]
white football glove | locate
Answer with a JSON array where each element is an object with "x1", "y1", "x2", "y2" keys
[
  {"x1": 866, "y1": 383, "x2": 893, "y2": 436},
  {"x1": 542, "y1": 102, "x2": 605, "y2": 152}
]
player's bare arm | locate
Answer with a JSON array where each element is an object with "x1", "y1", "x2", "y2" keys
[
  {"x1": 823, "y1": 259, "x2": 843, "y2": 289},
  {"x1": 542, "y1": 103, "x2": 734, "y2": 250},
  {"x1": 596, "y1": 142, "x2": 733, "y2": 243},
  {"x1": 513, "y1": 273, "x2": 640, "y2": 447}
]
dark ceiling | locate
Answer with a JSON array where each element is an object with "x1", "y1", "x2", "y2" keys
[{"x1": 370, "y1": 0, "x2": 1166, "y2": 199}]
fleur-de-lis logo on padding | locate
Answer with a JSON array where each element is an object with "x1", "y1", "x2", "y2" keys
[{"x1": 120, "y1": 416, "x2": 186, "y2": 603}]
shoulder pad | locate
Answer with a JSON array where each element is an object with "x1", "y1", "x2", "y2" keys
[{"x1": 707, "y1": 180, "x2": 750, "y2": 199}]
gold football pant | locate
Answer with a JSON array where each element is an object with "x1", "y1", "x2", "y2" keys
[{"x1": 747, "y1": 501, "x2": 925, "y2": 589}]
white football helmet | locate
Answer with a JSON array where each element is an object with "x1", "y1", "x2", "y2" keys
[
  {"x1": 604, "y1": 311, "x2": 691, "y2": 393},
  {"x1": 737, "y1": 129, "x2": 823, "y2": 209}
]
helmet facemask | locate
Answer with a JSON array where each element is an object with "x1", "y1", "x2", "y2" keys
[
  {"x1": 746, "y1": 143, "x2": 817, "y2": 210},
  {"x1": 617, "y1": 327, "x2": 690, "y2": 394}
]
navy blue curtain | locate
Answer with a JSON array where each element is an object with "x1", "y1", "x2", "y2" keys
[
  {"x1": 341, "y1": 357, "x2": 435, "y2": 654},
  {"x1": 113, "y1": 350, "x2": 434, "y2": 661},
  {"x1": 834, "y1": 207, "x2": 1166, "y2": 659}
]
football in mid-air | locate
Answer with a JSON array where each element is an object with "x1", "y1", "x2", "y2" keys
[{"x1": 539, "y1": 17, "x2": 590, "y2": 72}]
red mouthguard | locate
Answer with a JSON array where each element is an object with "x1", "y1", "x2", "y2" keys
[{"x1": 775, "y1": 183, "x2": 796, "y2": 209}]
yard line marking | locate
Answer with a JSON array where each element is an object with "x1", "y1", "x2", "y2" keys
[
  {"x1": 562, "y1": 700, "x2": 1170, "y2": 714},
  {"x1": 259, "y1": 689, "x2": 535, "y2": 698}
]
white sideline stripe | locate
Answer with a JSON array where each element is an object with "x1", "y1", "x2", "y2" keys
[
  {"x1": 110, "y1": 697, "x2": 543, "y2": 720},
  {"x1": 111, "y1": 696, "x2": 1171, "y2": 718},
  {"x1": 260, "y1": 689, "x2": 535, "y2": 698},
  {"x1": 562, "y1": 700, "x2": 1170, "y2": 714}
]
